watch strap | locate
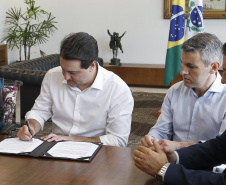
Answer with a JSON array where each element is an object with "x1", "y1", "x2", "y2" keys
[{"x1": 155, "y1": 162, "x2": 170, "y2": 184}]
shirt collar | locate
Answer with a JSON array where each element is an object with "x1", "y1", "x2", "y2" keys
[
  {"x1": 208, "y1": 71, "x2": 224, "y2": 93},
  {"x1": 61, "y1": 63, "x2": 103, "y2": 91},
  {"x1": 191, "y1": 72, "x2": 224, "y2": 97},
  {"x1": 90, "y1": 63, "x2": 103, "y2": 90}
]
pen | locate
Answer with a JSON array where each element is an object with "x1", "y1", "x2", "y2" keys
[{"x1": 25, "y1": 119, "x2": 32, "y2": 138}]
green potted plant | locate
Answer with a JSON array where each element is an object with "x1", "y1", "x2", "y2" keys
[{"x1": 1, "y1": 0, "x2": 57, "y2": 61}]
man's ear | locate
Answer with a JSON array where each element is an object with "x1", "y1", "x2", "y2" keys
[
  {"x1": 89, "y1": 61, "x2": 96, "y2": 72},
  {"x1": 210, "y1": 62, "x2": 220, "y2": 74}
]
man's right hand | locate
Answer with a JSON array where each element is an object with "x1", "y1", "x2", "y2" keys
[
  {"x1": 17, "y1": 125, "x2": 35, "y2": 141},
  {"x1": 134, "y1": 139, "x2": 168, "y2": 176},
  {"x1": 140, "y1": 135, "x2": 159, "y2": 148}
]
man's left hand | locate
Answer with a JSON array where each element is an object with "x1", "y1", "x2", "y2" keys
[
  {"x1": 158, "y1": 139, "x2": 196, "y2": 150},
  {"x1": 134, "y1": 139, "x2": 168, "y2": 176},
  {"x1": 40, "y1": 133, "x2": 101, "y2": 143},
  {"x1": 41, "y1": 133, "x2": 71, "y2": 142}
]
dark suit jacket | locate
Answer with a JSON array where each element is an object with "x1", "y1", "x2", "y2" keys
[{"x1": 164, "y1": 130, "x2": 226, "y2": 185}]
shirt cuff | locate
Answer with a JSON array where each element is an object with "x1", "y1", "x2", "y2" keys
[
  {"x1": 25, "y1": 111, "x2": 45, "y2": 130},
  {"x1": 198, "y1": 140, "x2": 206, "y2": 143},
  {"x1": 175, "y1": 151, "x2": 180, "y2": 164},
  {"x1": 99, "y1": 135, "x2": 119, "y2": 146}
]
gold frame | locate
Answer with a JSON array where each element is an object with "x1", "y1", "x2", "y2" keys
[{"x1": 164, "y1": 0, "x2": 226, "y2": 19}]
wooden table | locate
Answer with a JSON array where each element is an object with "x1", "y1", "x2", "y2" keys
[{"x1": 0, "y1": 136, "x2": 158, "y2": 185}]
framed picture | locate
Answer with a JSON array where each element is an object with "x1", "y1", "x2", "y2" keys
[{"x1": 164, "y1": 0, "x2": 226, "y2": 19}]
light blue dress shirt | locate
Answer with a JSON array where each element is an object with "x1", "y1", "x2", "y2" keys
[{"x1": 148, "y1": 72, "x2": 226, "y2": 142}]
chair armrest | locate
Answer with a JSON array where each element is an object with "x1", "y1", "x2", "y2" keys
[{"x1": 0, "y1": 123, "x2": 17, "y2": 135}]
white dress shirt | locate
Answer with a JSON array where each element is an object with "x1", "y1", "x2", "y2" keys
[
  {"x1": 148, "y1": 72, "x2": 226, "y2": 142},
  {"x1": 26, "y1": 65, "x2": 134, "y2": 147}
]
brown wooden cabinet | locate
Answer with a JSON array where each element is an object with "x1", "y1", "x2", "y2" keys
[
  {"x1": 104, "y1": 63, "x2": 169, "y2": 87},
  {"x1": 0, "y1": 44, "x2": 8, "y2": 66},
  {"x1": 104, "y1": 62, "x2": 223, "y2": 87}
]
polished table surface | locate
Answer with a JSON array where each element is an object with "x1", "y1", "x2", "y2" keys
[{"x1": 0, "y1": 135, "x2": 159, "y2": 185}]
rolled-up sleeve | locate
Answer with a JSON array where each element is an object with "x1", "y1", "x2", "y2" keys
[
  {"x1": 25, "y1": 70, "x2": 53, "y2": 130},
  {"x1": 100, "y1": 87, "x2": 134, "y2": 147}
]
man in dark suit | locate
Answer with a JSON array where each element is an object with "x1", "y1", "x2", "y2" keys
[{"x1": 133, "y1": 42, "x2": 226, "y2": 185}]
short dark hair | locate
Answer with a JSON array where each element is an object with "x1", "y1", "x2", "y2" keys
[
  {"x1": 60, "y1": 32, "x2": 98, "y2": 69},
  {"x1": 223, "y1": 42, "x2": 226, "y2": 55}
]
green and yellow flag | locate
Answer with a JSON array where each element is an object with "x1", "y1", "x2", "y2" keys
[{"x1": 164, "y1": 0, "x2": 185, "y2": 86}]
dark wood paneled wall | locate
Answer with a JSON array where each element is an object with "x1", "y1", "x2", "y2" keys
[
  {"x1": 0, "y1": 44, "x2": 8, "y2": 66},
  {"x1": 104, "y1": 63, "x2": 180, "y2": 87},
  {"x1": 104, "y1": 63, "x2": 223, "y2": 87}
]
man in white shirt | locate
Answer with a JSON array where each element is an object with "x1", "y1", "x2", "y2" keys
[{"x1": 17, "y1": 32, "x2": 134, "y2": 147}]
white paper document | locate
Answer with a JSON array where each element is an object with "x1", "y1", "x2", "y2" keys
[
  {"x1": 47, "y1": 141, "x2": 99, "y2": 159},
  {"x1": 0, "y1": 138, "x2": 43, "y2": 154}
]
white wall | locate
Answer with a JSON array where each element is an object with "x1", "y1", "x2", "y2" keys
[
  {"x1": 1, "y1": 0, "x2": 226, "y2": 64},
  {"x1": 0, "y1": 0, "x2": 24, "y2": 61}
]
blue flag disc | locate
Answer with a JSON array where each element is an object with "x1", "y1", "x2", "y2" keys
[
  {"x1": 190, "y1": 6, "x2": 203, "y2": 27},
  {"x1": 169, "y1": 5, "x2": 185, "y2": 42}
]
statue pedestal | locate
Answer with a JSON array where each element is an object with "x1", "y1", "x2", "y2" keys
[{"x1": 109, "y1": 58, "x2": 121, "y2": 66}]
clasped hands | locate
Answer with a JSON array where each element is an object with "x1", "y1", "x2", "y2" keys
[{"x1": 134, "y1": 135, "x2": 177, "y2": 176}]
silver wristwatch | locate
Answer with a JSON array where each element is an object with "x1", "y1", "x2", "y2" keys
[{"x1": 155, "y1": 163, "x2": 170, "y2": 184}]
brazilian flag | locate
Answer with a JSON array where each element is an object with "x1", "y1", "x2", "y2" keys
[{"x1": 164, "y1": 0, "x2": 185, "y2": 86}]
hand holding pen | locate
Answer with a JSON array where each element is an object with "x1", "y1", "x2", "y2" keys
[
  {"x1": 17, "y1": 118, "x2": 35, "y2": 141},
  {"x1": 25, "y1": 118, "x2": 34, "y2": 140}
]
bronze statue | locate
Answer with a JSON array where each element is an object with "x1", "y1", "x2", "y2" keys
[{"x1": 107, "y1": 29, "x2": 126, "y2": 66}]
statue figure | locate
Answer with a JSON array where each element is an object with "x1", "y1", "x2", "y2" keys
[{"x1": 107, "y1": 29, "x2": 126, "y2": 66}]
